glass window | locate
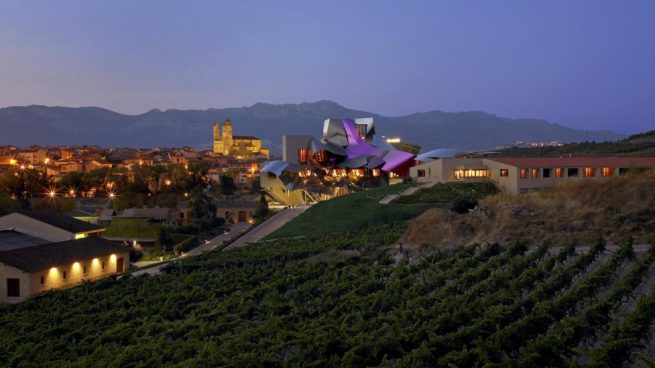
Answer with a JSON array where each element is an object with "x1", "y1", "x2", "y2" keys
[
  {"x1": 500, "y1": 169, "x2": 509, "y2": 177},
  {"x1": 7, "y1": 278, "x2": 20, "y2": 297},
  {"x1": 543, "y1": 168, "x2": 551, "y2": 178},
  {"x1": 417, "y1": 169, "x2": 426, "y2": 177},
  {"x1": 520, "y1": 168, "x2": 528, "y2": 178},
  {"x1": 454, "y1": 169, "x2": 488, "y2": 179},
  {"x1": 531, "y1": 168, "x2": 539, "y2": 178},
  {"x1": 584, "y1": 167, "x2": 595, "y2": 177},
  {"x1": 555, "y1": 168, "x2": 563, "y2": 178},
  {"x1": 568, "y1": 168, "x2": 579, "y2": 177},
  {"x1": 601, "y1": 167, "x2": 614, "y2": 177}
]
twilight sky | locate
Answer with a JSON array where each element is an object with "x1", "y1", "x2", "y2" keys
[{"x1": 0, "y1": 1, "x2": 653, "y2": 134}]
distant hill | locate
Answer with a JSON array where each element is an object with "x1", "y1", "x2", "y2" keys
[
  {"x1": 0, "y1": 101, "x2": 623, "y2": 154},
  {"x1": 497, "y1": 130, "x2": 655, "y2": 157}
]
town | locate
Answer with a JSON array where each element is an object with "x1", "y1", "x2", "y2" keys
[{"x1": 2, "y1": 1, "x2": 655, "y2": 367}]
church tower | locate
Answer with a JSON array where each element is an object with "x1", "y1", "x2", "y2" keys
[
  {"x1": 213, "y1": 122, "x2": 224, "y2": 154},
  {"x1": 221, "y1": 118, "x2": 233, "y2": 156}
]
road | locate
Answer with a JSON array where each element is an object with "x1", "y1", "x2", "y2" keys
[
  {"x1": 130, "y1": 207, "x2": 309, "y2": 276},
  {"x1": 130, "y1": 222, "x2": 250, "y2": 276},
  {"x1": 224, "y1": 206, "x2": 309, "y2": 250}
]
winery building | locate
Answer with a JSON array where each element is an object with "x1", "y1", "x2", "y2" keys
[
  {"x1": 0, "y1": 211, "x2": 129, "y2": 303},
  {"x1": 410, "y1": 156, "x2": 655, "y2": 194}
]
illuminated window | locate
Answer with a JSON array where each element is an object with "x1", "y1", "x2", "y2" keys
[
  {"x1": 601, "y1": 167, "x2": 614, "y2": 177},
  {"x1": 555, "y1": 168, "x2": 563, "y2": 178},
  {"x1": 531, "y1": 169, "x2": 540, "y2": 179},
  {"x1": 454, "y1": 169, "x2": 488, "y2": 179},
  {"x1": 520, "y1": 168, "x2": 528, "y2": 178},
  {"x1": 500, "y1": 169, "x2": 508, "y2": 177},
  {"x1": 74, "y1": 233, "x2": 88, "y2": 240},
  {"x1": 568, "y1": 168, "x2": 579, "y2": 177},
  {"x1": 583, "y1": 167, "x2": 595, "y2": 177},
  {"x1": 543, "y1": 168, "x2": 551, "y2": 178},
  {"x1": 417, "y1": 169, "x2": 426, "y2": 177}
]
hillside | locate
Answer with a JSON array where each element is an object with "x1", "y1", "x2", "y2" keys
[
  {"x1": 3, "y1": 180, "x2": 655, "y2": 366},
  {"x1": 498, "y1": 130, "x2": 655, "y2": 157},
  {"x1": 401, "y1": 170, "x2": 655, "y2": 257},
  {"x1": 0, "y1": 101, "x2": 623, "y2": 153},
  {"x1": 2, "y1": 224, "x2": 655, "y2": 366}
]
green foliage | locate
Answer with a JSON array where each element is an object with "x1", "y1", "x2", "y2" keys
[
  {"x1": 0, "y1": 193, "x2": 20, "y2": 216},
  {"x1": 267, "y1": 182, "x2": 498, "y2": 240},
  {"x1": 103, "y1": 218, "x2": 162, "y2": 241},
  {"x1": 32, "y1": 197, "x2": 77, "y2": 213},
  {"x1": 173, "y1": 235, "x2": 199, "y2": 254},
  {"x1": 0, "y1": 224, "x2": 653, "y2": 367},
  {"x1": 220, "y1": 175, "x2": 236, "y2": 195}
]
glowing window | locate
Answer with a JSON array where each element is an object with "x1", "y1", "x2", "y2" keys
[
  {"x1": 555, "y1": 168, "x2": 563, "y2": 178},
  {"x1": 531, "y1": 169, "x2": 540, "y2": 178},
  {"x1": 499, "y1": 169, "x2": 508, "y2": 177},
  {"x1": 601, "y1": 167, "x2": 614, "y2": 177},
  {"x1": 520, "y1": 168, "x2": 528, "y2": 178},
  {"x1": 583, "y1": 167, "x2": 595, "y2": 177},
  {"x1": 454, "y1": 169, "x2": 488, "y2": 179}
]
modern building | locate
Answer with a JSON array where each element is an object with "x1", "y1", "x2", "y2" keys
[
  {"x1": 282, "y1": 135, "x2": 314, "y2": 164},
  {"x1": 0, "y1": 211, "x2": 128, "y2": 303},
  {"x1": 213, "y1": 118, "x2": 270, "y2": 159},
  {"x1": 410, "y1": 156, "x2": 655, "y2": 194},
  {"x1": 262, "y1": 118, "x2": 416, "y2": 206}
]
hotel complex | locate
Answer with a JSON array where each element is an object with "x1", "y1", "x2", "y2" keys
[
  {"x1": 410, "y1": 156, "x2": 655, "y2": 194},
  {"x1": 261, "y1": 118, "x2": 415, "y2": 206}
]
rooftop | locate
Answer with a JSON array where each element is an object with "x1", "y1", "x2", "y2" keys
[
  {"x1": 0, "y1": 230, "x2": 49, "y2": 252},
  {"x1": 0, "y1": 237, "x2": 128, "y2": 272},
  {"x1": 487, "y1": 156, "x2": 655, "y2": 168},
  {"x1": 17, "y1": 210, "x2": 103, "y2": 234}
]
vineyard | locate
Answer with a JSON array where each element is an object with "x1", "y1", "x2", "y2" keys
[{"x1": 1, "y1": 223, "x2": 655, "y2": 367}]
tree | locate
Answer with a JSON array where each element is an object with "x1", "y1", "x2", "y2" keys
[
  {"x1": 0, "y1": 193, "x2": 20, "y2": 216},
  {"x1": 220, "y1": 175, "x2": 236, "y2": 195}
]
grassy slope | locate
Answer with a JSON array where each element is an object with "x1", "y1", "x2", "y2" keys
[
  {"x1": 102, "y1": 218, "x2": 162, "y2": 240},
  {"x1": 402, "y1": 170, "x2": 655, "y2": 255},
  {"x1": 265, "y1": 182, "x2": 498, "y2": 240}
]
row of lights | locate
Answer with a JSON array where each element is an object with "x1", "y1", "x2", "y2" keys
[{"x1": 47, "y1": 255, "x2": 116, "y2": 281}]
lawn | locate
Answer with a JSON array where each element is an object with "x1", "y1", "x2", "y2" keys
[
  {"x1": 102, "y1": 218, "x2": 163, "y2": 241},
  {"x1": 265, "y1": 182, "x2": 498, "y2": 239}
]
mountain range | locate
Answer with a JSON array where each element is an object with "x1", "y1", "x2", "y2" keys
[{"x1": 0, "y1": 100, "x2": 623, "y2": 155}]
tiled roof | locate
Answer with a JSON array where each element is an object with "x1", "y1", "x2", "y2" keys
[
  {"x1": 0, "y1": 237, "x2": 128, "y2": 272},
  {"x1": 487, "y1": 157, "x2": 655, "y2": 168}
]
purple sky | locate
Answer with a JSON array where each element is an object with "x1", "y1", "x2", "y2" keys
[{"x1": 0, "y1": 1, "x2": 653, "y2": 134}]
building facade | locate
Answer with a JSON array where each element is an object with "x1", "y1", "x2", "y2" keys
[
  {"x1": 213, "y1": 119, "x2": 270, "y2": 159},
  {"x1": 0, "y1": 237, "x2": 128, "y2": 303},
  {"x1": 410, "y1": 156, "x2": 655, "y2": 194}
]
